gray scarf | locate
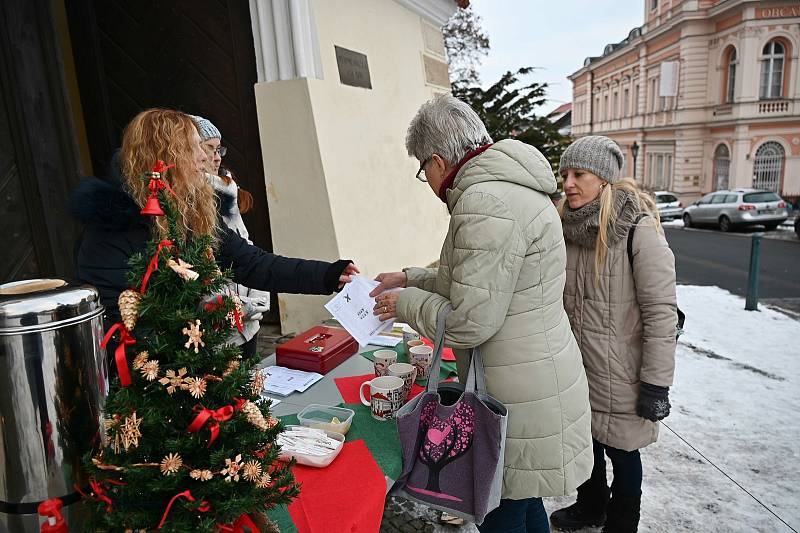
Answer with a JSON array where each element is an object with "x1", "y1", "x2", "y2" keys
[{"x1": 562, "y1": 189, "x2": 640, "y2": 248}]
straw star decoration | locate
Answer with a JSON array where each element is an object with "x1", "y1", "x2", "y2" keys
[
  {"x1": 184, "y1": 376, "x2": 207, "y2": 399},
  {"x1": 132, "y1": 351, "x2": 149, "y2": 370},
  {"x1": 140, "y1": 360, "x2": 160, "y2": 381},
  {"x1": 159, "y1": 367, "x2": 188, "y2": 395},
  {"x1": 220, "y1": 454, "x2": 243, "y2": 482},
  {"x1": 160, "y1": 453, "x2": 183, "y2": 476},
  {"x1": 242, "y1": 460, "x2": 262, "y2": 482},
  {"x1": 120, "y1": 412, "x2": 142, "y2": 451},
  {"x1": 255, "y1": 473, "x2": 272, "y2": 489},
  {"x1": 223, "y1": 358, "x2": 240, "y2": 377},
  {"x1": 250, "y1": 369, "x2": 265, "y2": 396},
  {"x1": 183, "y1": 320, "x2": 205, "y2": 353},
  {"x1": 167, "y1": 258, "x2": 199, "y2": 281}
]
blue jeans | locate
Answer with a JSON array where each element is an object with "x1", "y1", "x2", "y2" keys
[{"x1": 477, "y1": 497, "x2": 550, "y2": 533}]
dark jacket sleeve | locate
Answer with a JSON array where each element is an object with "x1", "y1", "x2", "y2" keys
[{"x1": 218, "y1": 227, "x2": 348, "y2": 295}]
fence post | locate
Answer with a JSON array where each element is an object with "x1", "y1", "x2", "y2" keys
[{"x1": 745, "y1": 232, "x2": 763, "y2": 311}]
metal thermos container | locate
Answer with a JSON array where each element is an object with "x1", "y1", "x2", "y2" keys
[{"x1": 0, "y1": 279, "x2": 107, "y2": 532}]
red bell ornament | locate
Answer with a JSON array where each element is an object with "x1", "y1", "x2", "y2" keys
[{"x1": 141, "y1": 189, "x2": 165, "y2": 216}]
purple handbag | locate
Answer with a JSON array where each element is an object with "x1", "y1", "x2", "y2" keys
[{"x1": 391, "y1": 306, "x2": 508, "y2": 525}]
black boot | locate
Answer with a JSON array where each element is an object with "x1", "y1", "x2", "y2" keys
[
  {"x1": 601, "y1": 494, "x2": 641, "y2": 533},
  {"x1": 550, "y1": 478, "x2": 610, "y2": 531}
]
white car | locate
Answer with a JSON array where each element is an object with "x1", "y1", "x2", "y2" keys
[{"x1": 654, "y1": 191, "x2": 683, "y2": 220}]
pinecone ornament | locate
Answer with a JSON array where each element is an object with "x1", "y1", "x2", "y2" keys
[
  {"x1": 242, "y1": 400, "x2": 270, "y2": 431},
  {"x1": 118, "y1": 290, "x2": 142, "y2": 331}
]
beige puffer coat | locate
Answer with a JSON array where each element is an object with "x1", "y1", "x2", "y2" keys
[
  {"x1": 396, "y1": 139, "x2": 593, "y2": 499},
  {"x1": 563, "y1": 213, "x2": 677, "y2": 452}
]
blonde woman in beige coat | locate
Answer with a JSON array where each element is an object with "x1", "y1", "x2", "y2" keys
[
  {"x1": 549, "y1": 136, "x2": 677, "y2": 533},
  {"x1": 370, "y1": 95, "x2": 593, "y2": 532}
]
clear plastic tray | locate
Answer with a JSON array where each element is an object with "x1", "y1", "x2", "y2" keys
[
  {"x1": 297, "y1": 404, "x2": 355, "y2": 435},
  {"x1": 277, "y1": 425, "x2": 345, "y2": 468}
]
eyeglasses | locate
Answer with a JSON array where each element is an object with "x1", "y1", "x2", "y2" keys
[
  {"x1": 415, "y1": 158, "x2": 430, "y2": 182},
  {"x1": 204, "y1": 144, "x2": 227, "y2": 157}
]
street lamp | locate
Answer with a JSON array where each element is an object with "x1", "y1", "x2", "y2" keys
[{"x1": 631, "y1": 141, "x2": 640, "y2": 180}]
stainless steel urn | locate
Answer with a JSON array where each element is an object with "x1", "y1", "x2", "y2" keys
[{"x1": 0, "y1": 279, "x2": 107, "y2": 532}]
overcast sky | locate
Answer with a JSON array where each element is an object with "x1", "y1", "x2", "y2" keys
[{"x1": 469, "y1": 0, "x2": 644, "y2": 114}]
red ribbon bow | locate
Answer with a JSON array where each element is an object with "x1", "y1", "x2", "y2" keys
[
  {"x1": 100, "y1": 322, "x2": 135, "y2": 387},
  {"x1": 152, "y1": 159, "x2": 176, "y2": 175},
  {"x1": 204, "y1": 295, "x2": 225, "y2": 313},
  {"x1": 157, "y1": 490, "x2": 210, "y2": 529},
  {"x1": 217, "y1": 514, "x2": 259, "y2": 533},
  {"x1": 75, "y1": 478, "x2": 126, "y2": 514},
  {"x1": 187, "y1": 404, "x2": 236, "y2": 447},
  {"x1": 139, "y1": 239, "x2": 174, "y2": 295},
  {"x1": 38, "y1": 498, "x2": 67, "y2": 533}
]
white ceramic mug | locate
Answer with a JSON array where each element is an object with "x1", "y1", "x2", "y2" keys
[
  {"x1": 409, "y1": 344, "x2": 434, "y2": 380},
  {"x1": 359, "y1": 375, "x2": 405, "y2": 420},
  {"x1": 406, "y1": 338, "x2": 424, "y2": 357},
  {"x1": 402, "y1": 324, "x2": 421, "y2": 347},
  {"x1": 388, "y1": 362, "x2": 417, "y2": 401},
  {"x1": 373, "y1": 349, "x2": 398, "y2": 377}
]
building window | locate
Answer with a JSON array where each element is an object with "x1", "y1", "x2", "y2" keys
[
  {"x1": 726, "y1": 47, "x2": 737, "y2": 103},
  {"x1": 651, "y1": 0, "x2": 658, "y2": 11},
  {"x1": 604, "y1": 94, "x2": 609, "y2": 120},
  {"x1": 613, "y1": 91, "x2": 619, "y2": 119},
  {"x1": 713, "y1": 144, "x2": 730, "y2": 190},
  {"x1": 594, "y1": 96, "x2": 600, "y2": 122},
  {"x1": 634, "y1": 84, "x2": 640, "y2": 115},
  {"x1": 650, "y1": 77, "x2": 659, "y2": 112},
  {"x1": 647, "y1": 152, "x2": 673, "y2": 190},
  {"x1": 753, "y1": 141, "x2": 784, "y2": 192},
  {"x1": 623, "y1": 88, "x2": 630, "y2": 117},
  {"x1": 760, "y1": 40, "x2": 784, "y2": 100}
]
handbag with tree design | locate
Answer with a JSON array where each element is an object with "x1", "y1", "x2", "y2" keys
[{"x1": 391, "y1": 305, "x2": 507, "y2": 525}]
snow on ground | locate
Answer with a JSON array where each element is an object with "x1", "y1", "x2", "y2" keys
[
  {"x1": 661, "y1": 218, "x2": 685, "y2": 227},
  {"x1": 430, "y1": 285, "x2": 800, "y2": 532}
]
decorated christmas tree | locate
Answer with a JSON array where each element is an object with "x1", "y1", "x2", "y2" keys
[{"x1": 83, "y1": 162, "x2": 298, "y2": 532}]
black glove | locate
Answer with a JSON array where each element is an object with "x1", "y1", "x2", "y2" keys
[{"x1": 636, "y1": 382, "x2": 671, "y2": 422}]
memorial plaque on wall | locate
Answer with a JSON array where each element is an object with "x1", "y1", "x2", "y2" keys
[{"x1": 335, "y1": 46, "x2": 372, "y2": 89}]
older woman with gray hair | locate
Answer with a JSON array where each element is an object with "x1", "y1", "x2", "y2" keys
[{"x1": 371, "y1": 94, "x2": 593, "y2": 532}]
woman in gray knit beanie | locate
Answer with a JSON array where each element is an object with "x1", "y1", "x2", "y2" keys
[{"x1": 551, "y1": 135, "x2": 678, "y2": 533}]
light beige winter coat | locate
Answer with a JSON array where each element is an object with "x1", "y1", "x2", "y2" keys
[
  {"x1": 563, "y1": 213, "x2": 677, "y2": 452},
  {"x1": 396, "y1": 139, "x2": 593, "y2": 499}
]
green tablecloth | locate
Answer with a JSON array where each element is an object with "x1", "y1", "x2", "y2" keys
[{"x1": 266, "y1": 403, "x2": 402, "y2": 532}]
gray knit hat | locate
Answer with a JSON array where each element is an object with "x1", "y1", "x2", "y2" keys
[
  {"x1": 189, "y1": 114, "x2": 221, "y2": 142},
  {"x1": 559, "y1": 135, "x2": 624, "y2": 184}
]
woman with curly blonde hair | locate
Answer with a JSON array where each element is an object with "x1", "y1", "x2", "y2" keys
[
  {"x1": 71, "y1": 108, "x2": 357, "y2": 334},
  {"x1": 550, "y1": 136, "x2": 678, "y2": 533}
]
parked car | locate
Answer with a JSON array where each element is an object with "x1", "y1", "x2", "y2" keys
[
  {"x1": 682, "y1": 189, "x2": 788, "y2": 232},
  {"x1": 795, "y1": 216, "x2": 800, "y2": 239},
  {"x1": 653, "y1": 191, "x2": 684, "y2": 220}
]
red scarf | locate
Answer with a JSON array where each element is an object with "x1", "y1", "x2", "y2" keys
[{"x1": 437, "y1": 144, "x2": 494, "y2": 203}]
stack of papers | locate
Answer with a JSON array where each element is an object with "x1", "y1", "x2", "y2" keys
[
  {"x1": 262, "y1": 366, "x2": 324, "y2": 396},
  {"x1": 324, "y1": 276, "x2": 396, "y2": 346}
]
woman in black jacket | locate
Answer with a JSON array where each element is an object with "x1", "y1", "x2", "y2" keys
[{"x1": 70, "y1": 108, "x2": 357, "y2": 328}]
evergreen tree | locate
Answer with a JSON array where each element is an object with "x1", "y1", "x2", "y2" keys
[
  {"x1": 83, "y1": 162, "x2": 298, "y2": 532},
  {"x1": 443, "y1": 6, "x2": 490, "y2": 89},
  {"x1": 454, "y1": 67, "x2": 569, "y2": 172}
]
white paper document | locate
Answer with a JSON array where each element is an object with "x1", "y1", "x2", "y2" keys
[
  {"x1": 324, "y1": 275, "x2": 395, "y2": 346},
  {"x1": 262, "y1": 366, "x2": 324, "y2": 396}
]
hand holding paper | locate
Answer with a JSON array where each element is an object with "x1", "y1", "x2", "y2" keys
[{"x1": 324, "y1": 276, "x2": 395, "y2": 346}]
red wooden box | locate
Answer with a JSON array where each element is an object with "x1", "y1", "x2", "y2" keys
[{"x1": 275, "y1": 326, "x2": 358, "y2": 374}]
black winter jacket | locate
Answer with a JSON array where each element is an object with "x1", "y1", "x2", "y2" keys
[{"x1": 69, "y1": 177, "x2": 348, "y2": 323}]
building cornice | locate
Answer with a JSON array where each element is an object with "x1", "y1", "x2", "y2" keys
[{"x1": 393, "y1": 0, "x2": 459, "y2": 26}]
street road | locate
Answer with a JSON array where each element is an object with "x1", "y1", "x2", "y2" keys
[{"x1": 664, "y1": 226, "x2": 800, "y2": 313}]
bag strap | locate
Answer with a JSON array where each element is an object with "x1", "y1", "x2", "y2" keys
[
  {"x1": 426, "y1": 304, "x2": 452, "y2": 393},
  {"x1": 627, "y1": 213, "x2": 648, "y2": 272},
  {"x1": 627, "y1": 213, "x2": 686, "y2": 334},
  {"x1": 426, "y1": 305, "x2": 487, "y2": 396}
]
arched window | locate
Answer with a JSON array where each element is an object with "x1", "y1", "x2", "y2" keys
[
  {"x1": 713, "y1": 144, "x2": 730, "y2": 190},
  {"x1": 760, "y1": 40, "x2": 785, "y2": 99},
  {"x1": 753, "y1": 142, "x2": 784, "y2": 192},
  {"x1": 726, "y1": 48, "x2": 737, "y2": 103}
]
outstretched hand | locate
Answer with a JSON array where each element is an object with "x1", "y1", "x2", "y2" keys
[
  {"x1": 337, "y1": 263, "x2": 360, "y2": 289},
  {"x1": 369, "y1": 271, "x2": 407, "y2": 297}
]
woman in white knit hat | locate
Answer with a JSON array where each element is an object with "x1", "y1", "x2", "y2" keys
[
  {"x1": 551, "y1": 135, "x2": 678, "y2": 533},
  {"x1": 191, "y1": 114, "x2": 270, "y2": 359}
]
